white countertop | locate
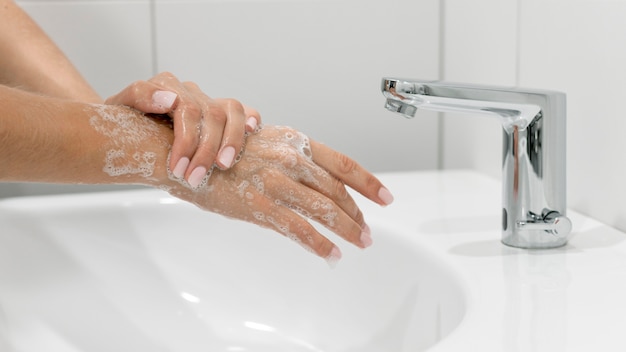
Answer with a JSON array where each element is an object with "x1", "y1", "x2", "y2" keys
[{"x1": 358, "y1": 170, "x2": 626, "y2": 351}]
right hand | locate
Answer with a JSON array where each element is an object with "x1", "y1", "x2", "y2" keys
[{"x1": 105, "y1": 72, "x2": 261, "y2": 188}]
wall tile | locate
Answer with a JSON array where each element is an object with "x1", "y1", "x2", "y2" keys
[
  {"x1": 442, "y1": 0, "x2": 518, "y2": 178},
  {"x1": 519, "y1": 0, "x2": 626, "y2": 231},
  {"x1": 17, "y1": 1, "x2": 153, "y2": 98},
  {"x1": 154, "y1": 0, "x2": 441, "y2": 172}
]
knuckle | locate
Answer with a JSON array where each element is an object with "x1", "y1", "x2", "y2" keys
[
  {"x1": 208, "y1": 105, "x2": 227, "y2": 123},
  {"x1": 336, "y1": 152, "x2": 358, "y2": 175},
  {"x1": 218, "y1": 98, "x2": 245, "y2": 115},
  {"x1": 216, "y1": 104, "x2": 229, "y2": 121},
  {"x1": 152, "y1": 71, "x2": 177, "y2": 85},
  {"x1": 353, "y1": 208, "x2": 365, "y2": 227},
  {"x1": 129, "y1": 81, "x2": 146, "y2": 96},
  {"x1": 184, "y1": 103, "x2": 203, "y2": 120},
  {"x1": 222, "y1": 98, "x2": 245, "y2": 113},
  {"x1": 182, "y1": 81, "x2": 200, "y2": 91},
  {"x1": 332, "y1": 179, "x2": 350, "y2": 201},
  {"x1": 159, "y1": 71, "x2": 176, "y2": 80}
]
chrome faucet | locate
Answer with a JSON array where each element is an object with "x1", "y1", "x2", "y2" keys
[{"x1": 382, "y1": 78, "x2": 572, "y2": 249}]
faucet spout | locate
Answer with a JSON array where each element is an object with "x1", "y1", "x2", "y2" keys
[{"x1": 382, "y1": 78, "x2": 571, "y2": 249}]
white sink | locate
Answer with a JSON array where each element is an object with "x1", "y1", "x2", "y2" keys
[{"x1": 0, "y1": 187, "x2": 469, "y2": 352}]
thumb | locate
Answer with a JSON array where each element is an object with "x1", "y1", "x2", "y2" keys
[{"x1": 105, "y1": 82, "x2": 178, "y2": 114}]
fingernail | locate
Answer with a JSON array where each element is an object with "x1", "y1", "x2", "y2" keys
[
  {"x1": 378, "y1": 186, "x2": 394, "y2": 206},
  {"x1": 172, "y1": 157, "x2": 189, "y2": 179},
  {"x1": 187, "y1": 166, "x2": 207, "y2": 189},
  {"x1": 360, "y1": 224, "x2": 373, "y2": 248},
  {"x1": 245, "y1": 117, "x2": 258, "y2": 132},
  {"x1": 325, "y1": 246, "x2": 342, "y2": 268},
  {"x1": 218, "y1": 146, "x2": 236, "y2": 168},
  {"x1": 152, "y1": 90, "x2": 177, "y2": 110}
]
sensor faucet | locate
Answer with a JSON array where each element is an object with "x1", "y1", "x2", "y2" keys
[{"x1": 382, "y1": 78, "x2": 571, "y2": 249}]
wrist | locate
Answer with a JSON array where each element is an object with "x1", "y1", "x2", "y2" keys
[{"x1": 81, "y1": 103, "x2": 178, "y2": 190}]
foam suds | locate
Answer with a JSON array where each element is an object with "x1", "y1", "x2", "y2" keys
[
  {"x1": 89, "y1": 105, "x2": 160, "y2": 145},
  {"x1": 252, "y1": 211, "x2": 266, "y2": 222},
  {"x1": 88, "y1": 105, "x2": 164, "y2": 180},
  {"x1": 236, "y1": 180, "x2": 250, "y2": 197},
  {"x1": 103, "y1": 149, "x2": 156, "y2": 177}
]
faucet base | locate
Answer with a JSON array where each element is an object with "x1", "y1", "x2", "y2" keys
[
  {"x1": 501, "y1": 235, "x2": 568, "y2": 250},
  {"x1": 502, "y1": 208, "x2": 572, "y2": 249}
]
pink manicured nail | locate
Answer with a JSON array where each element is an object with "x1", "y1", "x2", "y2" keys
[
  {"x1": 172, "y1": 157, "x2": 189, "y2": 179},
  {"x1": 325, "y1": 246, "x2": 342, "y2": 268},
  {"x1": 245, "y1": 117, "x2": 258, "y2": 132},
  {"x1": 378, "y1": 187, "x2": 394, "y2": 206},
  {"x1": 152, "y1": 90, "x2": 177, "y2": 110},
  {"x1": 187, "y1": 166, "x2": 207, "y2": 188},
  {"x1": 360, "y1": 224, "x2": 373, "y2": 248},
  {"x1": 218, "y1": 146, "x2": 236, "y2": 168}
]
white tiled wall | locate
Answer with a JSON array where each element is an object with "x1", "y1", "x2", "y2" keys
[
  {"x1": 441, "y1": 0, "x2": 517, "y2": 178},
  {"x1": 152, "y1": 0, "x2": 440, "y2": 172},
  {"x1": 519, "y1": 0, "x2": 626, "y2": 232},
  {"x1": 16, "y1": 0, "x2": 154, "y2": 98},
  {"x1": 1, "y1": 0, "x2": 440, "y2": 198},
  {"x1": 443, "y1": 0, "x2": 626, "y2": 232}
]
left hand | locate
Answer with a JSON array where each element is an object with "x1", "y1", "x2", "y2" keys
[{"x1": 164, "y1": 125, "x2": 394, "y2": 264}]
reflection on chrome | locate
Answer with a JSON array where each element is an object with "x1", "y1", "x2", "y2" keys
[{"x1": 382, "y1": 78, "x2": 571, "y2": 249}]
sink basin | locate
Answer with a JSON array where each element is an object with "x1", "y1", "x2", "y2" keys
[{"x1": 0, "y1": 188, "x2": 469, "y2": 352}]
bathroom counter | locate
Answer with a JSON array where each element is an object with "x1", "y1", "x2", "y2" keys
[{"x1": 358, "y1": 170, "x2": 626, "y2": 351}]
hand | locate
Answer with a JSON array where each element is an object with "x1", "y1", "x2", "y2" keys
[
  {"x1": 105, "y1": 72, "x2": 261, "y2": 188},
  {"x1": 165, "y1": 125, "x2": 394, "y2": 264}
]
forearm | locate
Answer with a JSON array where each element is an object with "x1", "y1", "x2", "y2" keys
[
  {"x1": 0, "y1": 85, "x2": 173, "y2": 187},
  {"x1": 0, "y1": 0, "x2": 101, "y2": 102}
]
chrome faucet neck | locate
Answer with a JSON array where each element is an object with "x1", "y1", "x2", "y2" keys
[{"x1": 382, "y1": 78, "x2": 571, "y2": 249}]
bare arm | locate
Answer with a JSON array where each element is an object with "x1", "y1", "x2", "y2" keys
[
  {"x1": 0, "y1": 0, "x2": 101, "y2": 102},
  {"x1": 0, "y1": 85, "x2": 169, "y2": 184},
  {"x1": 0, "y1": 85, "x2": 393, "y2": 263},
  {"x1": 0, "y1": 1, "x2": 393, "y2": 262},
  {"x1": 0, "y1": 0, "x2": 261, "y2": 182}
]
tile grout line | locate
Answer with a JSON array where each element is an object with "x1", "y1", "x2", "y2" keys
[
  {"x1": 149, "y1": 0, "x2": 159, "y2": 75},
  {"x1": 437, "y1": 0, "x2": 446, "y2": 171}
]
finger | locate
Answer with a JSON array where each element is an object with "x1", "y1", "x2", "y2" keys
[
  {"x1": 141, "y1": 73, "x2": 206, "y2": 179},
  {"x1": 214, "y1": 98, "x2": 247, "y2": 169},
  {"x1": 309, "y1": 140, "x2": 395, "y2": 206},
  {"x1": 209, "y1": 186, "x2": 342, "y2": 263},
  {"x1": 168, "y1": 94, "x2": 209, "y2": 185},
  {"x1": 105, "y1": 81, "x2": 178, "y2": 114},
  {"x1": 252, "y1": 191, "x2": 343, "y2": 262},
  {"x1": 263, "y1": 171, "x2": 372, "y2": 249},
  {"x1": 243, "y1": 104, "x2": 261, "y2": 132},
  {"x1": 182, "y1": 104, "x2": 225, "y2": 188}
]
